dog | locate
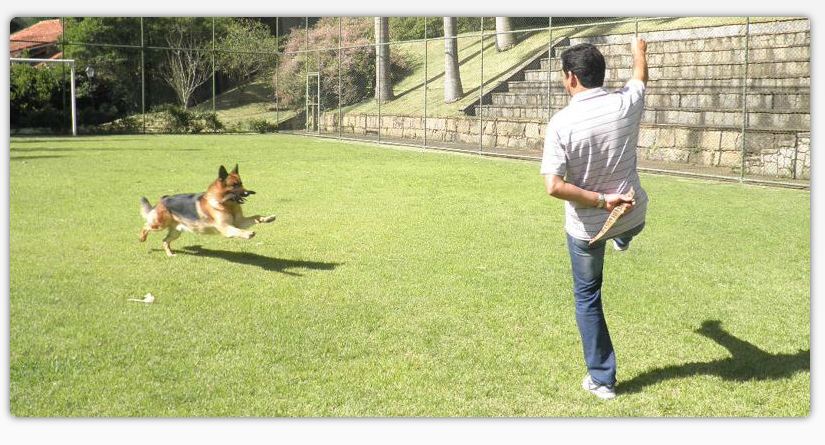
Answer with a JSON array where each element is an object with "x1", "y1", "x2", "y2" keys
[{"x1": 139, "y1": 164, "x2": 277, "y2": 257}]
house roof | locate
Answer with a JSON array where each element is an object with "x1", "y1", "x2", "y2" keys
[{"x1": 10, "y1": 19, "x2": 63, "y2": 55}]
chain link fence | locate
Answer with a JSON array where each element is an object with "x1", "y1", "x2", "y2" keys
[{"x1": 10, "y1": 16, "x2": 810, "y2": 187}]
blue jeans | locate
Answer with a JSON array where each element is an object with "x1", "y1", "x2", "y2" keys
[{"x1": 566, "y1": 222, "x2": 645, "y2": 387}]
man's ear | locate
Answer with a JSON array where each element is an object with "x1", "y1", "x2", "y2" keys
[
  {"x1": 231, "y1": 164, "x2": 239, "y2": 175},
  {"x1": 567, "y1": 71, "x2": 579, "y2": 89},
  {"x1": 218, "y1": 165, "x2": 229, "y2": 181}
]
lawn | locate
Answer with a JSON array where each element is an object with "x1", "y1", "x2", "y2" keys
[{"x1": 9, "y1": 134, "x2": 809, "y2": 416}]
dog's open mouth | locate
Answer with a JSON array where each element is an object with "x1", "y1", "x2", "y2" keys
[{"x1": 224, "y1": 190, "x2": 256, "y2": 204}]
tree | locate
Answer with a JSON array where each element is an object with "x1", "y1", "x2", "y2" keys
[
  {"x1": 495, "y1": 17, "x2": 516, "y2": 52},
  {"x1": 443, "y1": 17, "x2": 463, "y2": 104},
  {"x1": 216, "y1": 18, "x2": 279, "y2": 89},
  {"x1": 61, "y1": 17, "x2": 144, "y2": 120},
  {"x1": 273, "y1": 17, "x2": 412, "y2": 111},
  {"x1": 374, "y1": 17, "x2": 393, "y2": 102},
  {"x1": 161, "y1": 21, "x2": 213, "y2": 109},
  {"x1": 10, "y1": 62, "x2": 64, "y2": 129}
]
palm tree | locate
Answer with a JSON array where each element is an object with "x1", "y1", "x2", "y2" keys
[
  {"x1": 495, "y1": 17, "x2": 516, "y2": 52},
  {"x1": 443, "y1": 17, "x2": 463, "y2": 103},
  {"x1": 374, "y1": 17, "x2": 393, "y2": 102}
]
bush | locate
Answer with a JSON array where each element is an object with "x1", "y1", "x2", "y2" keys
[
  {"x1": 10, "y1": 63, "x2": 66, "y2": 130},
  {"x1": 246, "y1": 118, "x2": 277, "y2": 133},
  {"x1": 163, "y1": 105, "x2": 194, "y2": 133},
  {"x1": 95, "y1": 115, "x2": 142, "y2": 134},
  {"x1": 274, "y1": 17, "x2": 414, "y2": 112},
  {"x1": 388, "y1": 17, "x2": 501, "y2": 41},
  {"x1": 199, "y1": 112, "x2": 224, "y2": 133},
  {"x1": 151, "y1": 105, "x2": 225, "y2": 134}
]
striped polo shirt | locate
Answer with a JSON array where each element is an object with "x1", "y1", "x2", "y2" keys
[{"x1": 540, "y1": 79, "x2": 649, "y2": 241}]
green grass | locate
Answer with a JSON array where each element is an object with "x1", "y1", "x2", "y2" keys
[
  {"x1": 9, "y1": 134, "x2": 809, "y2": 416},
  {"x1": 192, "y1": 79, "x2": 298, "y2": 129}
]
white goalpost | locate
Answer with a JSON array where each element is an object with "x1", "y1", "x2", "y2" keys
[{"x1": 10, "y1": 57, "x2": 78, "y2": 136}]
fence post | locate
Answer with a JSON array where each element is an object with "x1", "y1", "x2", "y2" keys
[
  {"x1": 275, "y1": 17, "x2": 279, "y2": 132},
  {"x1": 479, "y1": 17, "x2": 484, "y2": 153},
  {"x1": 377, "y1": 21, "x2": 382, "y2": 145},
  {"x1": 69, "y1": 62, "x2": 77, "y2": 136},
  {"x1": 740, "y1": 17, "x2": 750, "y2": 182},
  {"x1": 305, "y1": 17, "x2": 309, "y2": 133},
  {"x1": 212, "y1": 18, "x2": 216, "y2": 113},
  {"x1": 547, "y1": 17, "x2": 553, "y2": 123},
  {"x1": 338, "y1": 17, "x2": 342, "y2": 139},
  {"x1": 140, "y1": 17, "x2": 146, "y2": 134},
  {"x1": 424, "y1": 18, "x2": 428, "y2": 149}
]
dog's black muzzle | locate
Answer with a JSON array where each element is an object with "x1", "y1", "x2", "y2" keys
[{"x1": 225, "y1": 189, "x2": 256, "y2": 204}]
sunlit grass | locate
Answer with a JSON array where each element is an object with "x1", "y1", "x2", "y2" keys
[{"x1": 9, "y1": 134, "x2": 809, "y2": 416}]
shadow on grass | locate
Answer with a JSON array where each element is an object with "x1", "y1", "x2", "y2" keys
[
  {"x1": 619, "y1": 320, "x2": 810, "y2": 395},
  {"x1": 176, "y1": 244, "x2": 342, "y2": 276},
  {"x1": 10, "y1": 154, "x2": 68, "y2": 161},
  {"x1": 10, "y1": 146, "x2": 202, "y2": 153}
]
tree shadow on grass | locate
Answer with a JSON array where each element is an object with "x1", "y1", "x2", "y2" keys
[
  {"x1": 174, "y1": 244, "x2": 342, "y2": 276},
  {"x1": 619, "y1": 320, "x2": 810, "y2": 395}
]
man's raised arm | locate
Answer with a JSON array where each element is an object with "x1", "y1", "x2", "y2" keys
[{"x1": 631, "y1": 37, "x2": 648, "y2": 85}]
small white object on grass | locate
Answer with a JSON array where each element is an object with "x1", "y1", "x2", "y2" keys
[{"x1": 128, "y1": 293, "x2": 155, "y2": 304}]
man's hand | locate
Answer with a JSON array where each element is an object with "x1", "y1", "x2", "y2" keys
[
  {"x1": 604, "y1": 192, "x2": 635, "y2": 213},
  {"x1": 631, "y1": 37, "x2": 647, "y2": 57},
  {"x1": 631, "y1": 37, "x2": 648, "y2": 85}
]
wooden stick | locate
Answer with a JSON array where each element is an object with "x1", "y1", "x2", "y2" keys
[{"x1": 589, "y1": 187, "x2": 635, "y2": 246}]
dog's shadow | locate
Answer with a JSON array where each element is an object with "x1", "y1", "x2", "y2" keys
[
  {"x1": 171, "y1": 245, "x2": 342, "y2": 276},
  {"x1": 619, "y1": 320, "x2": 810, "y2": 395}
]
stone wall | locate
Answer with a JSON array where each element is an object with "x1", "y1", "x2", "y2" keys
[
  {"x1": 635, "y1": 126, "x2": 810, "y2": 179},
  {"x1": 313, "y1": 19, "x2": 810, "y2": 181},
  {"x1": 320, "y1": 113, "x2": 546, "y2": 151},
  {"x1": 320, "y1": 112, "x2": 810, "y2": 180}
]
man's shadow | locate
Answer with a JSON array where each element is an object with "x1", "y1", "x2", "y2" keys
[
  {"x1": 619, "y1": 320, "x2": 809, "y2": 395},
  {"x1": 175, "y1": 245, "x2": 342, "y2": 276}
]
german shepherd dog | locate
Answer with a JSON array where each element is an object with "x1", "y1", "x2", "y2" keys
[{"x1": 139, "y1": 164, "x2": 277, "y2": 257}]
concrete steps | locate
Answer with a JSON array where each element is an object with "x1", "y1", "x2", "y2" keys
[
  {"x1": 474, "y1": 104, "x2": 809, "y2": 131},
  {"x1": 552, "y1": 30, "x2": 809, "y2": 56},
  {"x1": 488, "y1": 90, "x2": 810, "y2": 110},
  {"x1": 539, "y1": 45, "x2": 810, "y2": 71},
  {"x1": 522, "y1": 61, "x2": 810, "y2": 83},
  {"x1": 506, "y1": 76, "x2": 811, "y2": 89},
  {"x1": 489, "y1": 21, "x2": 812, "y2": 179}
]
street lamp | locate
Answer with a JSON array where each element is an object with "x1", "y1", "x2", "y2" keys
[{"x1": 85, "y1": 66, "x2": 96, "y2": 112}]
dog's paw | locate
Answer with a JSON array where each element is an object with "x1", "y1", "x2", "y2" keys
[
  {"x1": 257, "y1": 215, "x2": 277, "y2": 224},
  {"x1": 243, "y1": 231, "x2": 256, "y2": 240}
]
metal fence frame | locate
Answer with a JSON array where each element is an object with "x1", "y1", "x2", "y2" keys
[{"x1": 9, "y1": 16, "x2": 809, "y2": 189}]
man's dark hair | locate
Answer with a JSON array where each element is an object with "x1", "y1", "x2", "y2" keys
[{"x1": 560, "y1": 43, "x2": 606, "y2": 88}]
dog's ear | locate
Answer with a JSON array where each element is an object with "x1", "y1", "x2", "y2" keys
[
  {"x1": 218, "y1": 165, "x2": 229, "y2": 181},
  {"x1": 231, "y1": 164, "x2": 239, "y2": 175}
]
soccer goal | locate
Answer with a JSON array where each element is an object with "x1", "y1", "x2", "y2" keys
[{"x1": 10, "y1": 57, "x2": 78, "y2": 136}]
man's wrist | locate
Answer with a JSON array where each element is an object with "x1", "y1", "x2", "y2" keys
[{"x1": 596, "y1": 193, "x2": 606, "y2": 208}]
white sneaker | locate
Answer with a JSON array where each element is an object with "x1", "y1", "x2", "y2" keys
[{"x1": 582, "y1": 374, "x2": 616, "y2": 400}]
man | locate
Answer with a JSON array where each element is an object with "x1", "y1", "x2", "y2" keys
[{"x1": 540, "y1": 38, "x2": 650, "y2": 400}]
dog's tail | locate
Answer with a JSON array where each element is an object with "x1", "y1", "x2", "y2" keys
[{"x1": 140, "y1": 197, "x2": 153, "y2": 220}]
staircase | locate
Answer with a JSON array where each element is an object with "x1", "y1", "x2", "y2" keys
[{"x1": 473, "y1": 19, "x2": 810, "y2": 179}]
